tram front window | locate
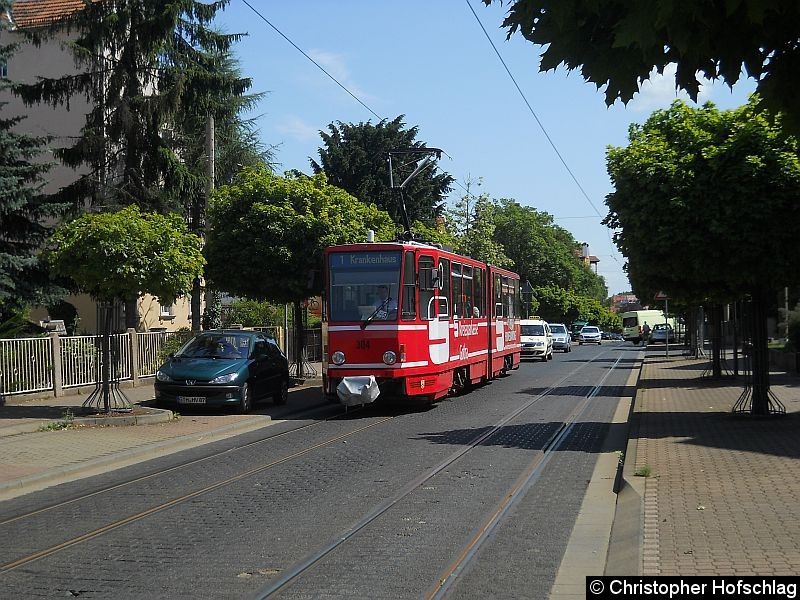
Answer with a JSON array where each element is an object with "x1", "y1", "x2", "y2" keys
[{"x1": 328, "y1": 251, "x2": 402, "y2": 322}]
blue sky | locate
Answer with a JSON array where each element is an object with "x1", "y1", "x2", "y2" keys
[{"x1": 215, "y1": 1, "x2": 756, "y2": 297}]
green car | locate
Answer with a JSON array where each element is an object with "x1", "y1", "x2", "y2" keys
[{"x1": 154, "y1": 330, "x2": 290, "y2": 413}]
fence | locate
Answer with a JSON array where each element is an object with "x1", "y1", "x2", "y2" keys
[{"x1": 0, "y1": 327, "x2": 322, "y2": 398}]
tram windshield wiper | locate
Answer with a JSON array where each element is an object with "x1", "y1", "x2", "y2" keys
[{"x1": 361, "y1": 299, "x2": 389, "y2": 330}]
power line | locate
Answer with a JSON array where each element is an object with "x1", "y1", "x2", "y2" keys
[
  {"x1": 240, "y1": 0, "x2": 383, "y2": 121},
  {"x1": 465, "y1": 0, "x2": 621, "y2": 265},
  {"x1": 464, "y1": 0, "x2": 603, "y2": 220}
]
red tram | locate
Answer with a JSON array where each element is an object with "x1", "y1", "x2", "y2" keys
[{"x1": 322, "y1": 241, "x2": 521, "y2": 405}]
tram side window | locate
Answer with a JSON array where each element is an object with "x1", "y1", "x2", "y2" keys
[
  {"x1": 402, "y1": 251, "x2": 416, "y2": 320},
  {"x1": 451, "y1": 263, "x2": 462, "y2": 318},
  {"x1": 501, "y1": 276, "x2": 510, "y2": 318},
  {"x1": 438, "y1": 258, "x2": 450, "y2": 318},
  {"x1": 462, "y1": 265, "x2": 473, "y2": 318},
  {"x1": 473, "y1": 268, "x2": 484, "y2": 317},
  {"x1": 513, "y1": 278, "x2": 521, "y2": 319},
  {"x1": 419, "y1": 255, "x2": 435, "y2": 320},
  {"x1": 493, "y1": 273, "x2": 502, "y2": 317}
]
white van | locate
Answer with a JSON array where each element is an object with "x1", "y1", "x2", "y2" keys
[
  {"x1": 619, "y1": 310, "x2": 675, "y2": 344},
  {"x1": 520, "y1": 319, "x2": 553, "y2": 362}
]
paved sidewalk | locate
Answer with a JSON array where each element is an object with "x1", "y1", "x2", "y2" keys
[
  {"x1": 617, "y1": 350, "x2": 800, "y2": 576},
  {"x1": 0, "y1": 372, "x2": 323, "y2": 501}
]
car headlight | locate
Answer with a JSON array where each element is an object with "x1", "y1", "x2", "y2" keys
[
  {"x1": 383, "y1": 350, "x2": 397, "y2": 365},
  {"x1": 156, "y1": 370, "x2": 173, "y2": 382},
  {"x1": 331, "y1": 351, "x2": 345, "y2": 365},
  {"x1": 210, "y1": 372, "x2": 238, "y2": 384}
]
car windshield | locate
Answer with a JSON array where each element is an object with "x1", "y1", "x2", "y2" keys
[
  {"x1": 550, "y1": 325, "x2": 566, "y2": 333},
  {"x1": 176, "y1": 333, "x2": 251, "y2": 359},
  {"x1": 582, "y1": 327, "x2": 599, "y2": 334},
  {"x1": 521, "y1": 324, "x2": 545, "y2": 336}
]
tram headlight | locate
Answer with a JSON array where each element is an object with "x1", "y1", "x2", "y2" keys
[
  {"x1": 383, "y1": 350, "x2": 397, "y2": 365},
  {"x1": 331, "y1": 351, "x2": 346, "y2": 365}
]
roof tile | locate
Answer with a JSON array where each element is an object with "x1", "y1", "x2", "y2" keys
[{"x1": 12, "y1": 0, "x2": 90, "y2": 29}]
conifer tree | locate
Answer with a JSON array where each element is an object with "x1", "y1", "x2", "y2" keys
[{"x1": 14, "y1": 0, "x2": 249, "y2": 214}]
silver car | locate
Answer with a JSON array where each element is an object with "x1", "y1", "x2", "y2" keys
[
  {"x1": 578, "y1": 326, "x2": 602, "y2": 345},
  {"x1": 549, "y1": 323, "x2": 572, "y2": 352}
]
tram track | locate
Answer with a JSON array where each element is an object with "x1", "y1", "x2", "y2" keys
[
  {"x1": 0, "y1": 401, "x2": 356, "y2": 528},
  {"x1": 0, "y1": 407, "x2": 395, "y2": 573},
  {"x1": 251, "y1": 350, "x2": 625, "y2": 599},
  {"x1": 426, "y1": 353, "x2": 625, "y2": 599},
  {"x1": 1, "y1": 348, "x2": 629, "y2": 591}
]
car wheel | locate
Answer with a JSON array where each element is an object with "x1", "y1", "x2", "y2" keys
[
  {"x1": 273, "y1": 377, "x2": 289, "y2": 405},
  {"x1": 239, "y1": 382, "x2": 252, "y2": 414}
]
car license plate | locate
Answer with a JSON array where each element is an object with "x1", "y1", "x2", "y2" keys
[{"x1": 177, "y1": 396, "x2": 206, "y2": 404}]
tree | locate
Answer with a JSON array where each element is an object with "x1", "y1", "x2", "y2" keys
[
  {"x1": 311, "y1": 116, "x2": 453, "y2": 226},
  {"x1": 604, "y1": 98, "x2": 800, "y2": 414},
  {"x1": 0, "y1": 4, "x2": 69, "y2": 322},
  {"x1": 491, "y1": 199, "x2": 606, "y2": 298},
  {"x1": 533, "y1": 285, "x2": 619, "y2": 330},
  {"x1": 46, "y1": 206, "x2": 204, "y2": 305},
  {"x1": 14, "y1": 0, "x2": 248, "y2": 214},
  {"x1": 46, "y1": 205, "x2": 204, "y2": 412},
  {"x1": 484, "y1": 0, "x2": 800, "y2": 131},
  {"x1": 205, "y1": 169, "x2": 395, "y2": 375},
  {"x1": 452, "y1": 194, "x2": 512, "y2": 267}
]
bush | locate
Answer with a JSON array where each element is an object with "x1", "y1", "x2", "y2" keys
[
  {"x1": 157, "y1": 327, "x2": 194, "y2": 363},
  {"x1": 222, "y1": 299, "x2": 280, "y2": 328}
]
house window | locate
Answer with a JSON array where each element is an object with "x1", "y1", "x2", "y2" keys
[{"x1": 160, "y1": 304, "x2": 175, "y2": 320}]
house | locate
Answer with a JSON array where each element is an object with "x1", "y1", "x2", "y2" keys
[{"x1": 2, "y1": 0, "x2": 198, "y2": 334}]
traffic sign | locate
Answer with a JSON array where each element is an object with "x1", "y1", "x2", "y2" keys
[{"x1": 654, "y1": 291, "x2": 669, "y2": 300}]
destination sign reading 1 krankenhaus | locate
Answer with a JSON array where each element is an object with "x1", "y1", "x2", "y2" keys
[{"x1": 334, "y1": 252, "x2": 401, "y2": 269}]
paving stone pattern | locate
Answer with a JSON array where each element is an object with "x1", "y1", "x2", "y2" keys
[{"x1": 633, "y1": 354, "x2": 800, "y2": 576}]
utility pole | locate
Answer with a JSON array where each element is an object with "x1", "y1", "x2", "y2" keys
[{"x1": 192, "y1": 114, "x2": 214, "y2": 331}]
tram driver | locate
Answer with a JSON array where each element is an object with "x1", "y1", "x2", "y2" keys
[{"x1": 372, "y1": 284, "x2": 398, "y2": 319}]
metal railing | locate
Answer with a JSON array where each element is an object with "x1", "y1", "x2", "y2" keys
[
  {"x1": 60, "y1": 335, "x2": 100, "y2": 389},
  {"x1": 285, "y1": 328, "x2": 322, "y2": 361},
  {"x1": 137, "y1": 330, "x2": 193, "y2": 377},
  {"x1": 0, "y1": 327, "x2": 322, "y2": 397},
  {"x1": 0, "y1": 337, "x2": 53, "y2": 395}
]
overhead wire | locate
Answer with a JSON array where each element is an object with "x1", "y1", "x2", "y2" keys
[
  {"x1": 239, "y1": 0, "x2": 622, "y2": 268},
  {"x1": 240, "y1": 0, "x2": 383, "y2": 121},
  {"x1": 464, "y1": 0, "x2": 621, "y2": 264},
  {"x1": 463, "y1": 0, "x2": 603, "y2": 219}
]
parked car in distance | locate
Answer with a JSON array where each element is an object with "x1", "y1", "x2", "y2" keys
[
  {"x1": 649, "y1": 323, "x2": 676, "y2": 344},
  {"x1": 520, "y1": 318, "x2": 553, "y2": 361},
  {"x1": 154, "y1": 330, "x2": 290, "y2": 413},
  {"x1": 549, "y1": 323, "x2": 572, "y2": 353},
  {"x1": 578, "y1": 326, "x2": 602, "y2": 345}
]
